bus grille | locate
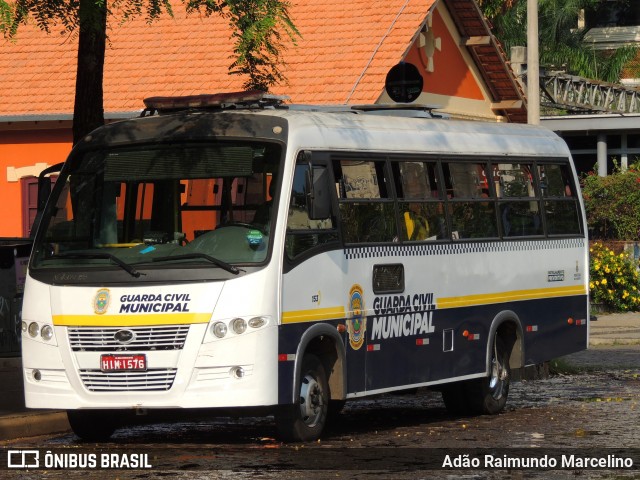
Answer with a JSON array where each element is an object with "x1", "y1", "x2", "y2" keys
[
  {"x1": 78, "y1": 369, "x2": 177, "y2": 392},
  {"x1": 68, "y1": 326, "x2": 189, "y2": 352}
]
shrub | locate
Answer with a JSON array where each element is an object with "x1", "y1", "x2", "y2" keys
[
  {"x1": 589, "y1": 242, "x2": 640, "y2": 311},
  {"x1": 581, "y1": 161, "x2": 640, "y2": 241}
]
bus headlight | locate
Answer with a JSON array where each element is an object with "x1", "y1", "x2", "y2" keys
[
  {"x1": 41, "y1": 325, "x2": 54, "y2": 341},
  {"x1": 28, "y1": 322, "x2": 40, "y2": 338},
  {"x1": 212, "y1": 322, "x2": 228, "y2": 338},
  {"x1": 22, "y1": 321, "x2": 27, "y2": 333},
  {"x1": 205, "y1": 316, "x2": 270, "y2": 343},
  {"x1": 248, "y1": 316, "x2": 267, "y2": 328},
  {"x1": 231, "y1": 318, "x2": 247, "y2": 335}
]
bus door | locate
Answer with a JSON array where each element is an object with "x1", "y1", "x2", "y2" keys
[{"x1": 281, "y1": 154, "x2": 345, "y2": 391}]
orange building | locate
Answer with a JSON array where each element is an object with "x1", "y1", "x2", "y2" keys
[{"x1": 0, "y1": 0, "x2": 525, "y2": 237}]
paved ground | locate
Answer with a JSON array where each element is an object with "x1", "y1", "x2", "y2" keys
[
  {"x1": 562, "y1": 311, "x2": 640, "y2": 369},
  {"x1": 0, "y1": 312, "x2": 637, "y2": 442},
  {"x1": 588, "y1": 311, "x2": 640, "y2": 346}
]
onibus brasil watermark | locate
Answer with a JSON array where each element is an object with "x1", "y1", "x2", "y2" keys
[{"x1": 7, "y1": 450, "x2": 151, "y2": 469}]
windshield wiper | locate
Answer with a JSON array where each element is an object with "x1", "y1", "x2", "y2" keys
[
  {"x1": 53, "y1": 252, "x2": 143, "y2": 278},
  {"x1": 151, "y1": 253, "x2": 242, "y2": 275}
]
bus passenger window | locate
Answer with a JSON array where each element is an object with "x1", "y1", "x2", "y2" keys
[
  {"x1": 400, "y1": 203, "x2": 447, "y2": 241},
  {"x1": 545, "y1": 200, "x2": 581, "y2": 235},
  {"x1": 538, "y1": 163, "x2": 581, "y2": 235},
  {"x1": 443, "y1": 162, "x2": 498, "y2": 239},
  {"x1": 394, "y1": 161, "x2": 447, "y2": 241},
  {"x1": 499, "y1": 201, "x2": 543, "y2": 237},
  {"x1": 334, "y1": 159, "x2": 397, "y2": 244},
  {"x1": 538, "y1": 164, "x2": 574, "y2": 197},
  {"x1": 444, "y1": 162, "x2": 490, "y2": 199},
  {"x1": 495, "y1": 163, "x2": 535, "y2": 198},
  {"x1": 449, "y1": 201, "x2": 498, "y2": 239},
  {"x1": 339, "y1": 160, "x2": 385, "y2": 199},
  {"x1": 495, "y1": 163, "x2": 542, "y2": 237}
]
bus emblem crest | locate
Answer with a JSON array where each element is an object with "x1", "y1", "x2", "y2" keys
[
  {"x1": 347, "y1": 284, "x2": 366, "y2": 350},
  {"x1": 94, "y1": 289, "x2": 110, "y2": 315}
]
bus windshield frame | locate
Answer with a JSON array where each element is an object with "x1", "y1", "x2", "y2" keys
[{"x1": 30, "y1": 140, "x2": 284, "y2": 284}]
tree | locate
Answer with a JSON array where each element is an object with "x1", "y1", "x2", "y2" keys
[
  {"x1": 3, "y1": 0, "x2": 298, "y2": 144},
  {"x1": 0, "y1": 1, "x2": 11, "y2": 31},
  {"x1": 479, "y1": 0, "x2": 638, "y2": 83}
]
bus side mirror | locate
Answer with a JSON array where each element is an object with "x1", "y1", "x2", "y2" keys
[{"x1": 306, "y1": 165, "x2": 331, "y2": 220}]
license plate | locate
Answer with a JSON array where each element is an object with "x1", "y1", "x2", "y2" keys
[{"x1": 100, "y1": 354, "x2": 147, "y2": 372}]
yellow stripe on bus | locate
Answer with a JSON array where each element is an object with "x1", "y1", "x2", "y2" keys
[
  {"x1": 282, "y1": 306, "x2": 346, "y2": 324},
  {"x1": 282, "y1": 286, "x2": 586, "y2": 323},
  {"x1": 52, "y1": 313, "x2": 212, "y2": 327},
  {"x1": 436, "y1": 285, "x2": 587, "y2": 309}
]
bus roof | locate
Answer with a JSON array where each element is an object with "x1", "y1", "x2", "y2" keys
[{"x1": 74, "y1": 107, "x2": 571, "y2": 159}]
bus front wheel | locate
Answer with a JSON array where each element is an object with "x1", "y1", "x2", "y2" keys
[
  {"x1": 276, "y1": 354, "x2": 328, "y2": 442},
  {"x1": 67, "y1": 410, "x2": 117, "y2": 441}
]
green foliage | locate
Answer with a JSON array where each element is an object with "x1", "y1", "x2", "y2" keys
[
  {"x1": 477, "y1": 0, "x2": 516, "y2": 19},
  {"x1": 4, "y1": 0, "x2": 299, "y2": 92},
  {"x1": 480, "y1": 0, "x2": 638, "y2": 83},
  {"x1": 186, "y1": 0, "x2": 299, "y2": 91},
  {"x1": 0, "y1": 1, "x2": 13, "y2": 34},
  {"x1": 7, "y1": 1, "x2": 173, "y2": 35},
  {"x1": 581, "y1": 162, "x2": 640, "y2": 241},
  {"x1": 3, "y1": 0, "x2": 299, "y2": 142},
  {"x1": 589, "y1": 242, "x2": 640, "y2": 311}
]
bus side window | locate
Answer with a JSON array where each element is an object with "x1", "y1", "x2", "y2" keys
[
  {"x1": 334, "y1": 159, "x2": 397, "y2": 243},
  {"x1": 538, "y1": 163, "x2": 581, "y2": 235},
  {"x1": 495, "y1": 163, "x2": 543, "y2": 237},
  {"x1": 443, "y1": 162, "x2": 498, "y2": 240},
  {"x1": 285, "y1": 162, "x2": 337, "y2": 259},
  {"x1": 393, "y1": 160, "x2": 447, "y2": 241}
]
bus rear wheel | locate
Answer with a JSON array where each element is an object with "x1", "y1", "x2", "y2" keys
[
  {"x1": 276, "y1": 354, "x2": 328, "y2": 442},
  {"x1": 67, "y1": 410, "x2": 117, "y2": 441},
  {"x1": 441, "y1": 335, "x2": 510, "y2": 415},
  {"x1": 468, "y1": 335, "x2": 510, "y2": 414}
]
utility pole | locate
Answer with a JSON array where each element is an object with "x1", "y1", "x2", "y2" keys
[{"x1": 527, "y1": 0, "x2": 540, "y2": 125}]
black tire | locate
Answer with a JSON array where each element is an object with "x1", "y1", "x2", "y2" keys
[
  {"x1": 465, "y1": 335, "x2": 511, "y2": 414},
  {"x1": 67, "y1": 410, "x2": 118, "y2": 441},
  {"x1": 441, "y1": 335, "x2": 511, "y2": 416},
  {"x1": 275, "y1": 354, "x2": 329, "y2": 442}
]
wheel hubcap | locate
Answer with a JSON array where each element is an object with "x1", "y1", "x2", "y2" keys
[
  {"x1": 299, "y1": 373, "x2": 324, "y2": 427},
  {"x1": 488, "y1": 349, "x2": 508, "y2": 400}
]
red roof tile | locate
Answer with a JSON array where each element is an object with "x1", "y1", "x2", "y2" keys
[{"x1": 1, "y1": 1, "x2": 435, "y2": 115}]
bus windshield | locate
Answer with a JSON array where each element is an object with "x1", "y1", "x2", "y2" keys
[{"x1": 31, "y1": 141, "x2": 283, "y2": 275}]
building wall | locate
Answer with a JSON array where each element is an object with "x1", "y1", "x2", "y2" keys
[
  {"x1": 0, "y1": 128, "x2": 72, "y2": 237},
  {"x1": 391, "y1": 4, "x2": 498, "y2": 121}
]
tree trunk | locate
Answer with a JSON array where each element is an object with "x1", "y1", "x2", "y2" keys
[{"x1": 72, "y1": 0, "x2": 107, "y2": 145}]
